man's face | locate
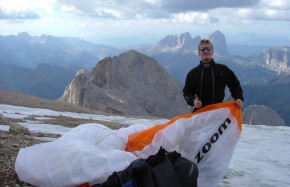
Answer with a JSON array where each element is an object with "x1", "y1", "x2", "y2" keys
[{"x1": 198, "y1": 43, "x2": 213, "y2": 63}]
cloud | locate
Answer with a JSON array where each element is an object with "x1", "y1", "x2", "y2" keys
[
  {"x1": 56, "y1": 0, "x2": 259, "y2": 15},
  {"x1": 172, "y1": 12, "x2": 219, "y2": 24},
  {"x1": 0, "y1": 0, "x2": 55, "y2": 19},
  {"x1": 159, "y1": 0, "x2": 259, "y2": 12},
  {"x1": 1, "y1": 0, "x2": 287, "y2": 23},
  {"x1": 53, "y1": 0, "x2": 290, "y2": 23},
  {"x1": 212, "y1": 7, "x2": 290, "y2": 22},
  {"x1": 259, "y1": 0, "x2": 290, "y2": 10},
  {"x1": 246, "y1": 8, "x2": 290, "y2": 21},
  {"x1": 56, "y1": 0, "x2": 156, "y2": 19},
  {"x1": 0, "y1": 9, "x2": 40, "y2": 19}
]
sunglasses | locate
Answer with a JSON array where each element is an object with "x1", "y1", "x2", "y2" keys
[{"x1": 199, "y1": 47, "x2": 213, "y2": 52}]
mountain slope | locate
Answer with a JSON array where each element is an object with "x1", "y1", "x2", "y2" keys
[
  {"x1": 0, "y1": 89, "x2": 106, "y2": 114},
  {"x1": 0, "y1": 63, "x2": 78, "y2": 99}
]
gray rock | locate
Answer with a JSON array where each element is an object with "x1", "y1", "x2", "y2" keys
[
  {"x1": 147, "y1": 32, "x2": 200, "y2": 54},
  {"x1": 59, "y1": 50, "x2": 190, "y2": 118},
  {"x1": 9, "y1": 124, "x2": 30, "y2": 135},
  {"x1": 209, "y1": 30, "x2": 229, "y2": 56},
  {"x1": 255, "y1": 46, "x2": 290, "y2": 75},
  {"x1": 243, "y1": 105, "x2": 286, "y2": 126}
]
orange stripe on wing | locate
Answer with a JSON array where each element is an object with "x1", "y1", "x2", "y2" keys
[
  {"x1": 125, "y1": 112, "x2": 193, "y2": 152},
  {"x1": 125, "y1": 101, "x2": 242, "y2": 152},
  {"x1": 194, "y1": 101, "x2": 242, "y2": 130}
]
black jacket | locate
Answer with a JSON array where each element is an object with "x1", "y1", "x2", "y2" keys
[{"x1": 183, "y1": 59, "x2": 244, "y2": 108}]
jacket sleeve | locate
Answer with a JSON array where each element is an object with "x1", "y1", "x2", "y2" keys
[
  {"x1": 182, "y1": 71, "x2": 195, "y2": 106},
  {"x1": 227, "y1": 68, "x2": 244, "y2": 101}
]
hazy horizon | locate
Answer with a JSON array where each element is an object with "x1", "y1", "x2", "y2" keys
[{"x1": 1, "y1": 30, "x2": 290, "y2": 48}]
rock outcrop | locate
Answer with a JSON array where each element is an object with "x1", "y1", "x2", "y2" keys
[
  {"x1": 209, "y1": 30, "x2": 229, "y2": 56},
  {"x1": 59, "y1": 50, "x2": 189, "y2": 118},
  {"x1": 255, "y1": 46, "x2": 290, "y2": 75},
  {"x1": 243, "y1": 105, "x2": 286, "y2": 126}
]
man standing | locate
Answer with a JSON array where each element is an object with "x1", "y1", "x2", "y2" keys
[{"x1": 183, "y1": 39, "x2": 244, "y2": 111}]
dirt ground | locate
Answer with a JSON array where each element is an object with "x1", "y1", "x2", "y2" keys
[{"x1": 0, "y1": 118, "x2": 42, "y2": 187}]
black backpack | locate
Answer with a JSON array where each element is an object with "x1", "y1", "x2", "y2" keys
[{"x1": 93, "y1": 147, "x2": 198, "y2": 187}]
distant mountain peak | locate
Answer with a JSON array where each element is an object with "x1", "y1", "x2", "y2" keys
[
  {"x1": 209, "y1": 31, "x2": 229, "y2": 56},
  {"x1": 17, "y1": 32, "x2": 31, "y2": 39},
  {"x1": 147, "y1": 30, "x2": 229, "y2": 56},
  {"x1": 147, "y1": 32, "x2": 200, "y2": 54}
]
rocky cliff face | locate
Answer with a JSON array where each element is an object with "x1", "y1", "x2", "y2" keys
[
  {"x1": 209, "y1": 30, "x2": 229, "y2": 56},
  {"x1": 59, "y1": 50, "x2": 189, "y2": 118},
  {"x1": 243, "y1": 105, "x2": 286, "y2": 126},
  {"x1": 254, "y1": 46, "x2": 290, "y2": 75},
  {"x1": 60, "y1": 69, "x2": 88, "y2": 106},
  {"x1": 147, "y1": 32, "x2": 201, "y2": 54},
  {"x1": 147, "y1": 31, "x2": 229, "y2": 56},
  {"x1": 264, "y1": 46, "x2": 290, "y2": 74}
]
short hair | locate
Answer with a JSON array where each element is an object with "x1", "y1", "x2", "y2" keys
[{"x1": 198, "y1": 39, "x2": 213, "y2": 50}]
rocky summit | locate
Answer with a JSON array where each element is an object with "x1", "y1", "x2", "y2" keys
[{"x1": 59, "y1": 50, "x2": 190, "y2": 118}]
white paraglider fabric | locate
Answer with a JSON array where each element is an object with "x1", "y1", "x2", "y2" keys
[{"x1": 15, "y1": 101, "x2": 242, "y2": 187}]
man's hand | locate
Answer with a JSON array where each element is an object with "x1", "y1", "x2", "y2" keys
[
  {"x1": 235, "y1": 99, "x2": 243, "y2": 108},
  {"x1": 194, "y1": 95, "x2": 202, "y2": 108}
]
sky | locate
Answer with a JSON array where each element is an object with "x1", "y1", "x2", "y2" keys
[
  {"x1": 1, "y1": 104, "x2": 290, "y2": 186},
  {"x1": 0, "y1": 0, "x2": 290, "y2": 46}
]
